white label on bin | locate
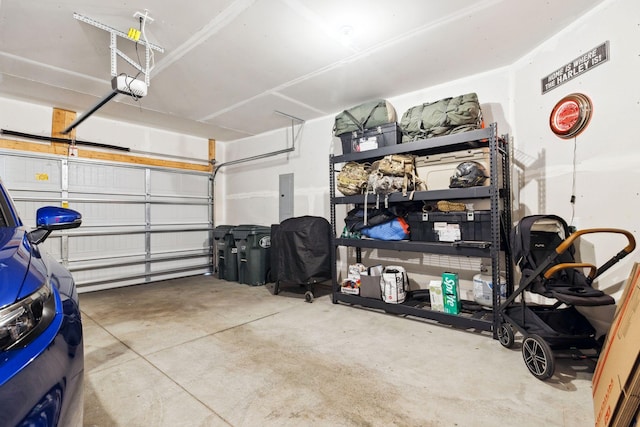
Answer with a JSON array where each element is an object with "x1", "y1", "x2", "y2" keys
[
  {"x1": 358, "y1": 137, "x2": 378, "y2": 151},
  {"x1": 435, "y1": 223, "x2": 460, "y2": 242},
  {"x1": 259, "y1": 236, "x2": 271, "y2": 248},
  {"x1": 231, "y1": 248, "x2": 238, "y2": 253}
]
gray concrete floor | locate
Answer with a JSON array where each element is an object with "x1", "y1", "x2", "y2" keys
[{"x1": 80, "y1": 276, "x2": 596, "y2": 426}]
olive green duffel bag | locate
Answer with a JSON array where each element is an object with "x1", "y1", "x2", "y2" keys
[
  {"x1": 400, "y1": 93, "x2": 483, "y2": 142},
  {"x1": 333, "y1": 99, "x2": 397, "y2": 137}
]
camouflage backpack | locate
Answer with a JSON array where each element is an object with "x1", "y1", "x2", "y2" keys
[
  {"x1": 336, "y1": 162, "x2": 370, "y2": 196},
  {"x1": 368, "y1": 154, "x2": 424, "y2": 202}
]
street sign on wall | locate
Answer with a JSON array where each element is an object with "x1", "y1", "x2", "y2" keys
[{"x1": 541, "y1": 41, "x2": 609, "y2": 94}]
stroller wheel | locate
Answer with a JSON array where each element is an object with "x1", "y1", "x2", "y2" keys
[
  {"x1": 304, "y1": 291, "x2": 314, "y2": 303},
  {"x1": 522, "y1": 334, "x2": 555, "y2": 380},
  {"x1": 497, "y1": 323, "x2": 515, "y2": 348}
]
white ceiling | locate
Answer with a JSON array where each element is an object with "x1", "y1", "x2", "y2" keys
[{"x1": 0, "y1": 0, "x2": 605, "y2": 142}]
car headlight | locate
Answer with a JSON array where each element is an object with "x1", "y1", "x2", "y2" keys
[{"x1": 0, "y1": 281, "x2": 55, "y2": 351}]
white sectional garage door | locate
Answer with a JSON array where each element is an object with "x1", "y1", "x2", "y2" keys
[{"x1": 0, "y1": 150, "x2": 212, "y2": 292}]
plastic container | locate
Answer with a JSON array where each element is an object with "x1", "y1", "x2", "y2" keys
[
  {"x1": 214, "y1": 225, "x2": 238, "y2": 281},
  {"x1": 232, "y1": 225, "x2": 272, "y2": 286},
  {"x1": 340, "y1": 122, "x2": 400, "y2": 154},
  {"x1": 473, "y1": 265, "x2": 506, "y2": 307},
  {"x1": 407, "y1": 210, "x2": 491, "y2": 242}
]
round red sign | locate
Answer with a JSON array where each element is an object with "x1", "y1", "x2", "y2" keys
[{"x1": 550, "y1": 93, "x2": 592, "y2": 139}]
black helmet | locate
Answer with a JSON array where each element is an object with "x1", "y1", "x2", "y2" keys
[{"x1": 449, "y1": 161, "x2": 488, "y2": 188}]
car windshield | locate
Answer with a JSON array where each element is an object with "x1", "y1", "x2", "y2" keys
[
  {"x1": 0, "y1": 201, "x2": 8, "y2": 227},
  {"x1": 0, "y1": 185, "x2": 18, "y2": 228}
]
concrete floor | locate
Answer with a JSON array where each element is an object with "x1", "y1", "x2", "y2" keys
[{"x1": 80, "y1": 276, "x2": 596, "y2": 426}]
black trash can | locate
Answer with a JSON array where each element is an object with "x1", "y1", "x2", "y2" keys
[
  {"x1": 214, "y1": 225, "x2": 238, "y2": 281},
  {"x1": 232, "y1": 225, "x2": 271, "y2": 286}
]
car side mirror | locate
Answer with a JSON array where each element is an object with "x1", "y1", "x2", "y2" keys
[{"x1": 28, "y1": 206, "x2": 82, "y2": 245}]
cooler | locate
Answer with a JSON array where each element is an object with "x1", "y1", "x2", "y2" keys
[{"x1": 415, "y1": 147, "x2": 491, "y2": 190}]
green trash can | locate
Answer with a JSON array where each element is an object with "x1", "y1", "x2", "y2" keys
[
  {"x1": 232, "y1": 225, "x2": 271, "y2": 286},
  {"x1": 214, "y1": 225, "x2": 238, "y2": 281}
]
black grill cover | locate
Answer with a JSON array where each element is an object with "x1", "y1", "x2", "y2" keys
[{"x1": 271, "y1": 216, "x2": 331, "y2": 284}]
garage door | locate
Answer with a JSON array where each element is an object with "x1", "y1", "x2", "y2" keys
[{"x1": 0, "y1": 150, "x2": 213, "y2": 292}]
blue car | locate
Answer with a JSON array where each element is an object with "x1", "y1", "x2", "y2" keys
[{"x1": 0, "y1": 181, "x2": 83, "y2": 427}]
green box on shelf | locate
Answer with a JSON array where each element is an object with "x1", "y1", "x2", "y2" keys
[{"x1": 442, "y1": 272, "x2": 460, "y2": 315}]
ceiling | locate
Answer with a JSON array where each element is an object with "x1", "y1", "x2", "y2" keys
[{"x1": 0, "y1": 0, "x2": 605, "y2": 142}]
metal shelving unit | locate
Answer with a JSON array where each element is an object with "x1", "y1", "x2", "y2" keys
[{"x1": 329, "y1": 123, "x2": 513, "y2": 336}]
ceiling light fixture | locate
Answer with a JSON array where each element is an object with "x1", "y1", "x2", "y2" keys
[{"x1": 337, "y1": 24, "x2": 356, "y2": 46}]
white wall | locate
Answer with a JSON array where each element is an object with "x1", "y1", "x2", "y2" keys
[
  {"x1": 0, "y1": 96, "x2": 53, "y2": 132},
  {"x1": 510, "y1": 0, "x2": 640, "y2": 298},
  {"x1": 76, "y1": 116, "x2": 209, "y2": 161},
  {"x1": 219, "y1": 0, "x2": 639, "y2": 312},
  {"x1": 215, "y1": 117, "x2": 334, "y2": 226},
  {"x1": 0, "y1": 96, "x2": 210, "y2": 161}
]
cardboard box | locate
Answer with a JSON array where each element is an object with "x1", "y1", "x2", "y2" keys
[
  {"x1": 428, "y1": 280, "x2": 444, "y2": 312},
  {"x1": 341, "y1": 277, "x2": 360, "y2": 295},
  {"x1": 593, "y1": 263, "x2": 640, "y2": 427},
  {"x1": 341, "y1": 271, "x2": 361, "y2": 295},
  {"x1": 441, "y1": 272, "x2": 460, "y2": 315},
  {"x1": 340, "y1": 286, "x2": 360, "y2": 295}
]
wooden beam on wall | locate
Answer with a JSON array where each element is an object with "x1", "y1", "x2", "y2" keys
[
  {"x1": 209, "y1": 138, "x2": 216, "y2": 172},
  {"x1": 51, "y1": 108, "x2": 76, "y2": 155}
]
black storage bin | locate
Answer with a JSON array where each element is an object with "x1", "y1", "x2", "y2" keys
[
  {"x1": 232, "y1": 225, "x2": 271, "y2": 286},
  {"x1": 340, "y1": 122, "x2": 401, "y2": 154},
  {"x1": 214, "y1": 225, "x2": 238, "y2": 281},
  {"x1": 407, "y1": 211, "x2": 491, "y2": 242}
]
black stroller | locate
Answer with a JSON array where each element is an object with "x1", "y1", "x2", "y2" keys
[
  {"x1": 270, "y1": 216, "x2": 332, "y2": 303},
  {"x1": 497, "y1": 214, "x2": 635, "y2": 380}
]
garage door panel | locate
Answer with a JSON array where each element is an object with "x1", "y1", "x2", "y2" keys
[
  {"x1": 0, "y1": 155, "x2": 62, "y2": 192},
  {"x1": 40, "y1": 235, "x2": 63, "y2": 261},
  {"x1": 14, "y1": 200, "x2": 49, "y2": 227},
  {"x1": 151, "y1": 257, "x2": 209, "y2": 272},
  {"x1": 72, "y1": 202, "x2": 146, "y2": 227},
  {"x1": 151, "y1": 204, "x2": 209, "y2": 225},
  {"x1": 11, "y1": 190, "x2": 62, "y2": 207},
  {"x1": 73, "y1": 264, "x2": 147, "y2": 286},
  {"x1": 69, "y1": 162, "x2": 146, "y2": 195},
  {"x1": 150, "y1": 231, "x2": 209, "y2": 254},
  {"x1": 1, "y1": 151, "x2": 213, "y2": 292},
  {"x1": 149, "y1": 170, "x2": 209, "y2": 198},
  {"x1": 70, "y1": 234, "x2": 147, "y2": 261},
  {"x1": 68, "y1": 192, "x2": 146, "y2": 203}
]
